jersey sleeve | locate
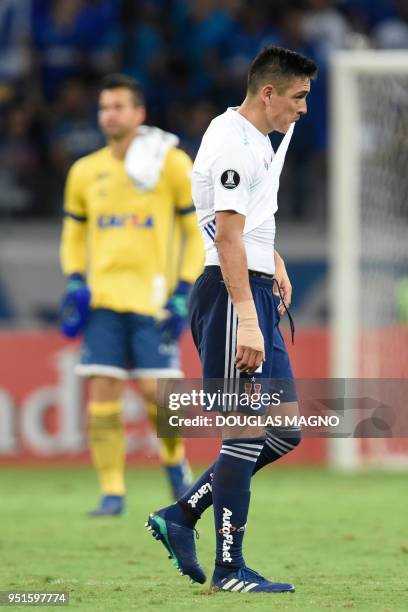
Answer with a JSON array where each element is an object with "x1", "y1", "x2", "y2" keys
[
  {"x1": 60, "y1": 161, "x2": 88, "y2": 277},
  {"x1": 211, "y1": 142, "x2": 254, "y2": 216},
  {"x1": 63, "y1": 160, "x2": 88, "y2": 220}
]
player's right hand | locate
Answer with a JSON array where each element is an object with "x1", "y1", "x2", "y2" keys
[
  {"x1": 60, "y1": 273, "x2": 91, "y2": 339},
  {"x1": 235, "y1": 320, "x2": 265, "y2": 373}
]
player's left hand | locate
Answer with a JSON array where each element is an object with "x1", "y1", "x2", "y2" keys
[
  {"x1": 274, "y1": 258, "x2": 292, "y2": 316},
  {"x1": 159, "y1": 281, "x2": 191, "y2": 342}
]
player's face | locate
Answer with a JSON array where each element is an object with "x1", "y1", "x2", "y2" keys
[
  {"x1": 98, "y1": 88, "x2": 145, "y2": 140},
  {"x1": 266, "y1": 77, "x2": 310, "y2": 134}
]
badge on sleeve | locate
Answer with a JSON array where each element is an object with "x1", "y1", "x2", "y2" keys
[{"x1": 220, "y1": 169, "x2": 240, "y2": 190}]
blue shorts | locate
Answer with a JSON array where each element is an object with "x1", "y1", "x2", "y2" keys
[
  {"x1": 76, "y1": 308, "x2": 182, "y2": 379},
  {"x1": 189, "y1": 266, "x2": 297, "y2": 410}
]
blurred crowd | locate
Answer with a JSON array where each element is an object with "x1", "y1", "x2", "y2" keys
[{"x1": 1, "y1": 0, "x2": 407, "y2": 219}]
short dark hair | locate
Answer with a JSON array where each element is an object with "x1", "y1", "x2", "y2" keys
[
  {"x1": 247, "y1": 46, "x2": 318, "y2": 95},
  {"x1": 99, "y1": 73, "x2": 145, "y2": 106}
]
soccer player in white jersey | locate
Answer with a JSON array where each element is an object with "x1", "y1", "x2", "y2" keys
[{"x1": 147, "y1": 46, "x2": 317, "y2": 593}]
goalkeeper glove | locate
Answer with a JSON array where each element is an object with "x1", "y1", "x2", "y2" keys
[
  {"x1": 159, "y1": 280, "x2": 191, "y2": 342},
  {"x1": 60, "y1": 273, "x2": 91, "y2": 338}
]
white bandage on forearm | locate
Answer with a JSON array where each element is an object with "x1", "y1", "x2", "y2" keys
[{"x1": 235, "y1": 300, "x2": 265, "y2": 354}]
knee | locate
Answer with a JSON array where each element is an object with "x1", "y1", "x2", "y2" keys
[
  {"x1": 288, "y1": 428, "x2": 301, "y2": 450},
  {"x1": 138, "y1": 378, "x2": 157, "y2": 404},
  {"x1": 266, "y1": 427, "x2": 301, "y2": 455},
  {"x1": 88, "y1": 376, "x2": 124, "y2": 402}
]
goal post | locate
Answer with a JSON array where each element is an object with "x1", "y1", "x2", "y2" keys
[{"x1": 329, "y1": 51, "x2": 408, "y2": 469}]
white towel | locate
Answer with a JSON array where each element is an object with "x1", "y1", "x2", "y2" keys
[{"x1": 124, "y1": 125, "x2": 179, "y2": 191}]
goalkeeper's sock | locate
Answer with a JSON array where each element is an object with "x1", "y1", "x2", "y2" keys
[
  {"x1": 88, "y1": 400, "x2": 125, "y2": 495},
  {"x1": 147, "y1": 401, "x2": 185, "y2": 465},
  {"x1": 213, "y1": 438, "x2": 264, "y2": 573},
  {"x1": 147, "y1": 400, "x2": 192, "y2": 497},
  {"x1": 159, "y1": 437, "x2": 185, "y2": 466}
]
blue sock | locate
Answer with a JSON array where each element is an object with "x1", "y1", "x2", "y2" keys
[
  {"x1": 212, "y1": 438, "x2": 265, "y2": 575},
  {"x1": 161, "y1": 428, "x2": 301, "y2": 529},
  {"x1": 161, "y1": 464, "x2": 216, "y2": 528},
  {"x1": 253, "y1": 427, "x2": 301, "y2": 474}
]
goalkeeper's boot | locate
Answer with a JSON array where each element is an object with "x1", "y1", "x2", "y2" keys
[
  {"x1": 145, "y1": 509, "x2": 206, "y2": 584},
  {"x1": 165, "y1": 459, "x2": 193, "y2": 500},
  {"x1": 88, "y1": 495, "x2": 125, "y2": 517},
  {"x1": 211, "y1": 566, "x2": 295, "y2": 593}
]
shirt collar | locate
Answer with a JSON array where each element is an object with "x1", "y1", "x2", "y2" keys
[{"x1": 227, "y1": 106, "x2": 268, "y2": 146}]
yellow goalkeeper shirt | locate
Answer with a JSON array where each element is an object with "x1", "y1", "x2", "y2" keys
[{"x1": 60, "y1": 145, "x2": 204, "y2": 316}]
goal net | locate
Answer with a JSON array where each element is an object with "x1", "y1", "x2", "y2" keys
[{"x1": 329, "y1": 51, "x2": 408, "y2": 469}]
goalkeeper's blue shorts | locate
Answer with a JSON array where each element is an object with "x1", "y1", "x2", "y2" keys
[
  {"x1": 189, "y1": 266, "x2": 297, "y2": 412},
  {"x1": 76, "y1": 308, "x2": 182, "y2": 380}
]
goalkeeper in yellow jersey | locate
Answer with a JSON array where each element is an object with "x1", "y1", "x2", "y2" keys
[{"x1": 60, "y1": 74, "x2": 204, "y2": 516}]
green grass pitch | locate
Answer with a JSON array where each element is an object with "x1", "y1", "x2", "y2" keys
[{"x1": 1, "y1": 466, "x2": 407, "y2": 611}]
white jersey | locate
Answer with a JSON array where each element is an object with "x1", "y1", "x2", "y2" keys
[{"x1": 192, "y1": 107, "x2": 294, "y2": 274}]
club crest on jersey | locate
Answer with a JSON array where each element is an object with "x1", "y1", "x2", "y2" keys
[
  {"x1": 220, "y1": 169, "x2": 240, "y2": 190},
  {"x1": 244, "y1": 381, "x2": 262, "y2": 403}
]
